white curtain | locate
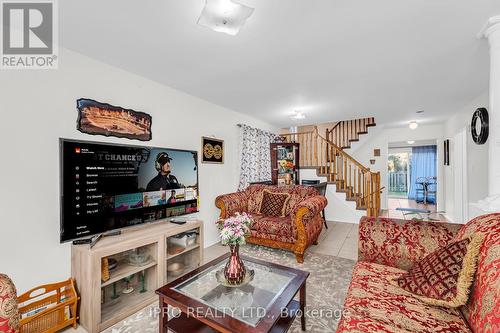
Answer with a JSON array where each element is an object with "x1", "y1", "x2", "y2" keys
[{"x1": 238, "y1": 125, "x2": 278, "y2": 190}]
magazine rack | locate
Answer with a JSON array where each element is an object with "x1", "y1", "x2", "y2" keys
[{"x1": 17, "y1": 278, "x2": 79, "y2": 333}]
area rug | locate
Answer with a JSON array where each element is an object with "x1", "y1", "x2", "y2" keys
[{"x1": 102, "y1": 245, "x2": 356, "y2": 333}]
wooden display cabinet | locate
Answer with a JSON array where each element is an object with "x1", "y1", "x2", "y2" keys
[
  {"x1": 71, "y1": 219, "x2": 203, "y2": 333},
  {"x1": 271, "y1": 142, "x2": 300, "y2": 185}
]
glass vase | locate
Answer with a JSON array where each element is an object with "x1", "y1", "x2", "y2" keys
[{"x1": 224, "y1": 244, "x2": 246, "y2": 285}]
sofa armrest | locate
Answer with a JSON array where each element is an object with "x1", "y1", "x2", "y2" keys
[
  {"x1": 358, "y1": 216, "x2": 461, "y2": 270},
  {"x1": 0, "y1": 274, "x2": 19, "y2": 333},
  {"x1": 215, "y1": 191, "x2": 249, "y2": 219},
  {"x1": 293, "y1": 195, "x2": 328, "y2": 220}
]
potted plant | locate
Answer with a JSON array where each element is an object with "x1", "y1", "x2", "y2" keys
[{"x1": 218, "y1": 212, "x2": 253, "y2": 285}]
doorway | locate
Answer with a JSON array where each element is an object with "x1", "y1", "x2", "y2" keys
[
  {"x1": 386, "y1": 142, "x2": 440, "y2": 220},
  {"x1": 388, "y1": 148, "x2": 411, "y2": 198}
]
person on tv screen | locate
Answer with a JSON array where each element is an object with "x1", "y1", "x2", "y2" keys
[
  {"x1": 158, "y1": 191, "x2": 167, "y2": 205},
  {"x1": 146, "y1": 152, "x2": 181, "y2": 191},
  {"x1": 167, "y1": 190, "x2": 177, "y2": 204}
]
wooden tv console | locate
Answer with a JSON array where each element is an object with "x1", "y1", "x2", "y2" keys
[{"x1": 71, "y1": 219, "x2": 204, "y2": 333}]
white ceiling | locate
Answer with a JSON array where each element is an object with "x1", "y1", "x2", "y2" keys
[{"x1": 60, "y1": 0, "x2": 500, "y2": 128}]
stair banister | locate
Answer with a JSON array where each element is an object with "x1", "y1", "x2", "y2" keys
[{"x1": 279, "y1": 125, "x2": 382, "y2": 217}]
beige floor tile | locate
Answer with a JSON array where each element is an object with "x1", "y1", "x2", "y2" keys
[
  {"x1": 335, "y1": 223, "x2": 358, "y2": 260},
  {"x1": 203, "y1": 242, "x2": 227, "y2": 263},
  {"x1": 312, "y1": 221, "x2": 355, "y2": 257}
]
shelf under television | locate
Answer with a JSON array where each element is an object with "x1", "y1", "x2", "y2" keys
[
  {"x1": 167, "y1": 263, "x2": 199, "y2": 284},
  {"x1": 167, "y1": 243, "x2": 200, "y2": 260},
  {"x1": 102, "y1": 260, "x2": 157, "y2": 288},
  {"x1": 100, "y1": 289, "x2": 156, "y2": 326},
  {"x1": 72, "y1": 219, "x2": 204, "y2": 333}
]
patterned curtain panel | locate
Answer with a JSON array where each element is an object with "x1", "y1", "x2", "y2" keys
[{"x1": 238, "y1": 125, "x2": 278, "y2": 190}]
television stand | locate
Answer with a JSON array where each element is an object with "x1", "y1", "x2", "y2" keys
[
  {"x1": 71, "y1": 219, "x2": 204, "y2": 333},
  {"x1": 72, "y1": 230, "x2": 122, "y2": 248}
]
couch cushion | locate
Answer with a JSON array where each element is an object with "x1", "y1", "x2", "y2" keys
[
  {"x1": 391, "y1": 235, "x2": 483, "y2": 308},
  {"x1": 250, "y1": 214, "x2": 294, "y2": 238},
  {"x1": 258, "y1": 189, "x2": 290, "y2": 217},
  {"x1": 337, "y1": 262, "x2": 471, "y2": 333},
  {"x1": 454, "y1": 213, "x2": 500, "y2": 333}
]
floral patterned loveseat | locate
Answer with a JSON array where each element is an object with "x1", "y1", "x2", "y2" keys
[
  {"x1": 337, "y1": 213, "x2": 500, "y2": 333},
  {"x1": 0, "y1": 274, "x2": 19, "y2": 333},
  {"x1": 215, "y1": 184, "x2": 327, "y2": 263}
]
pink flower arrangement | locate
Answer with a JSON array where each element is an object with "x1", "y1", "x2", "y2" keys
[{"x1": 218, "y1": 212, "x2": 253, "y2": 245}]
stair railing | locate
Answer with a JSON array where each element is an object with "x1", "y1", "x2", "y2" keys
[
  {"x1": 279, "y1": 126, "x2": 382, "y2": 217},
  {"x1": 325, "y1": 117, "x2": 375, "y2": 149}
]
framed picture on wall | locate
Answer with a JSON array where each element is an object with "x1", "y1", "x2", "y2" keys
[
  {"x1": 201, "y1": 136, "x2": 224, "y2": 164},
  {"x1": 76, "y1": 98, "x2": 152, "y2": 141},
  {"x1": 444, "y1": 139, "x2": 450, "y2": 166}
]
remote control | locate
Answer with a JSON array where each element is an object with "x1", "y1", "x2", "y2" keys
[
  {"x1": 72, "y1": 238, "x2": 93, "y2": 245},
  {"x1": 169, "y1": 219, "x2": 187, "y2": 225}
]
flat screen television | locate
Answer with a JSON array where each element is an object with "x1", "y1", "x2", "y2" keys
[{"x1": 59, "y1": 139, "x2": 199, "y2": 242}]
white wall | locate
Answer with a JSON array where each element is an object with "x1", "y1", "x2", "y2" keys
[
  {"x1": 443, "y1": 93, "x2": 489, "y2": 222},
  {"x1": 0, "y1": 49, "x2": 275, "y2": 293},
  {"x1": 350, "y1": 124, "x2": 445, "y2": 210},
  {"x1": 299, "y1": 169, "x2": 365, "y2": 223}
]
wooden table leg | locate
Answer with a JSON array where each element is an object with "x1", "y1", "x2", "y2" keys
[
  {"x1": 300, "y1": 283, "x2": 306, "y2": 331},
  {"x1": 159, "y1": 297, "x2": 168, "y2": 333}
]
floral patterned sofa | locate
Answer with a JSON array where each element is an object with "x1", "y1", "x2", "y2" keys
[
  {"x1": 337, "y1": 213, "x2": 500, "y2": 333},
  {"x1": 0, "y1": 274, "x2": 19, "y2": 333},
  {"x1": 215, "y1": 184, "x2": 327, "y2": 263}
]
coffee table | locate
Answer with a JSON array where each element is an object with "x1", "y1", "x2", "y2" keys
[{"x1": 156, "y1": 253, "x2": 309, "y2": 333}]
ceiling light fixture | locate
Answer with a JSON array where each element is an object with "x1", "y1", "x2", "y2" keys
[
  {"x1": 409, "y1": 121, "x2": 419, "y2": 130},
  {"x1": 291, "y1": 111, "x2": 306, "y2": 120},
  {"x1": 407, "y1": 140, "x2": 415, "y2": 144},
  {"x1": 197, "y1": 0, "x2": 254, "y2": 36}
]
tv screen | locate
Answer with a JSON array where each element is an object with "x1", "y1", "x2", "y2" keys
[{"x1": 59, "y1": 139, "x2": 199, "y2": 242}]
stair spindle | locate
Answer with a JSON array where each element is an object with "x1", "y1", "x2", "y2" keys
[
  {"x1": 314, "y1": 130, "x2": 318, "y2": 166},
  {"x1": 350, "y1": 164, "x2": 353, "y2": 197}
]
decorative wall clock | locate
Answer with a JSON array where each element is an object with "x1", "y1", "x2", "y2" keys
[
  {"x1": 471, "y1": 107, "x2": 489, "y2": 145},
  {"x1": 202, "y1": 136, "x2": 224, "y2": 164}
]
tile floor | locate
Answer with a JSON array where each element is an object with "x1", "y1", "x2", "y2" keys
[
  {"x1": 383, "y1": 197, "x2": 447, "y2": 221},
  {"x1": 65, "y1": 221, "x2": 358, "y2": 333}
]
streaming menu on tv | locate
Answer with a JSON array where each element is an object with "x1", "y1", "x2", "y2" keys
[{"x1": 68, "y1": 145, "x2": 143, "y2": 219}]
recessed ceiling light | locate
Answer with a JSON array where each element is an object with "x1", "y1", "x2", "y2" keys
[
  {"x1": 197, "y1": 0, "x2": 254, "y2": 36},
  {"x1": 409, "y1": 121, "x2": 418, "y2": 130},
  {"x1": 407, "y1": 140, "x2": 415, "y2": 144},
  {"x1": 291, "y1": 111, "x2": 305, "y2": 120}
]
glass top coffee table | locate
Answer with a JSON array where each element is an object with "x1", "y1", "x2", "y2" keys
[{"x1": 156, "y1": 253, "x2": 309, "y2": 333}]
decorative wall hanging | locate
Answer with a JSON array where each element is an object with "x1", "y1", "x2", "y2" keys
[
  {"x1": 370, "y1": 159, "x2": 376, "y2": 165},
  {"x1": 76, "y1": 98, "x2": 152, "y2": 141},
  {"x1": 202, "y1": 136, "x2": 224, "y2": 164},
  {"x1": 444, "y1": 139, "x2": 450, "y2": 166},
  {"x1": 373, "y1": 149, "x2": 381, "y2": 157},
  {"x1": 471, "y1": 107, "x2": 489, "y2": 145}
]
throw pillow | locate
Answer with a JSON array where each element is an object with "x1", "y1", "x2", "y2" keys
[
  {"x1": 259, "y1": 189, "x2": 290, "y2": 217},
  {"x1": 390, "y1": 234, "x2": 483, "y2": 308}
]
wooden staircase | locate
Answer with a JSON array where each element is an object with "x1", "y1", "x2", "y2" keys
[
  {"x1": 326, "y1": 117, "x2": 376, "y2": 149},
  {"x1": 281, "y1": 120, "x2": 382, "y2": 217}
]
